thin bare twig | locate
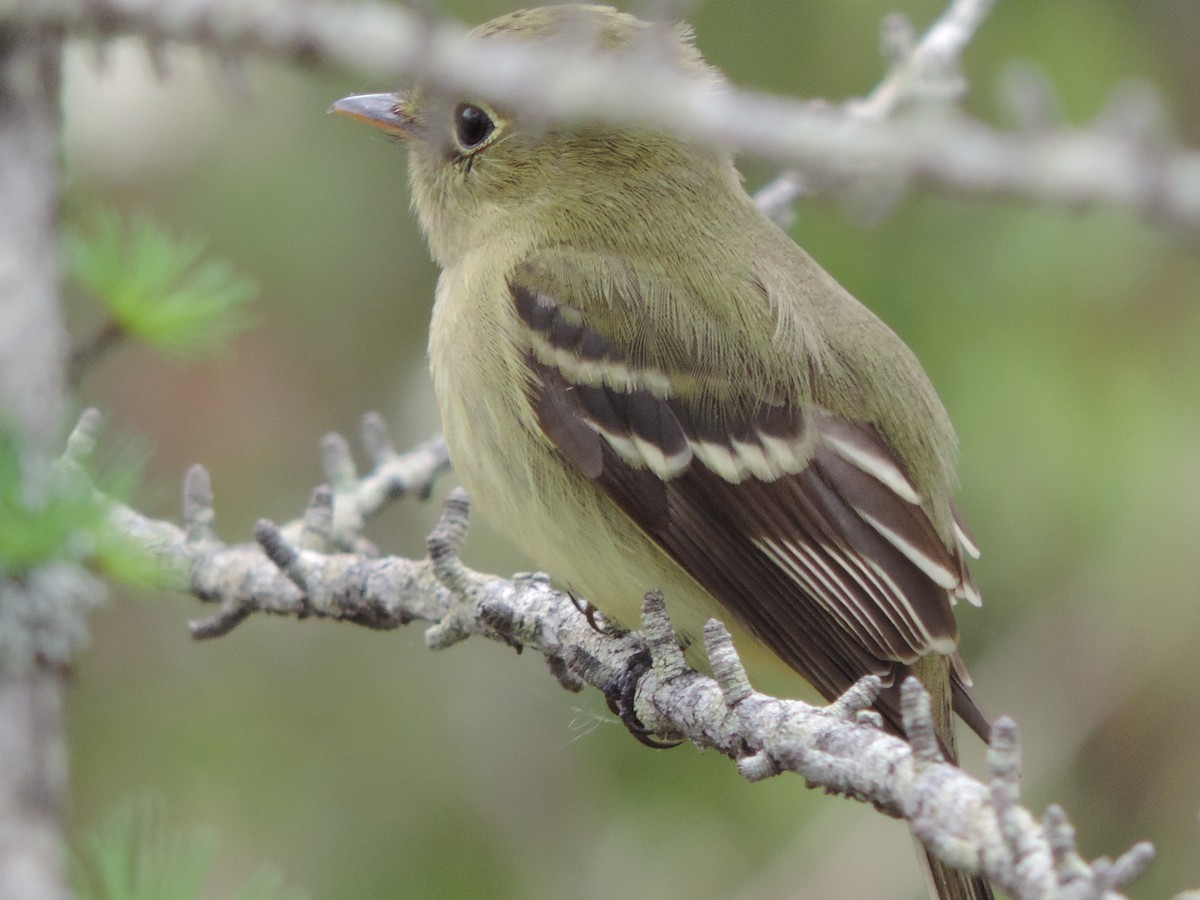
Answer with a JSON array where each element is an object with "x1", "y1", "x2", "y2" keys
[{"x1": 7, "y1": 0, "x2": 1200, "y2": 231}]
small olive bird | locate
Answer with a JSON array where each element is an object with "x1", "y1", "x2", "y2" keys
[{"x1": 333, "y1": 6, "x2": 991, "y2": 898}]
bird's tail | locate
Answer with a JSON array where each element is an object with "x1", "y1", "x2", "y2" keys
[
  {"x1": 918, "y1": 843, "x2": 995, "y2": 900},
  {"x1": 910, "y1": 655, "x2": 995, "y2": 900}
]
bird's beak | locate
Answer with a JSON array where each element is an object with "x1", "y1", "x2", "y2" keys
[{"x1": 328, "y1": 92, "x2": 414, "y2": 138}]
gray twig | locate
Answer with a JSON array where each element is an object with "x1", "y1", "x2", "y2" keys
[{"x1": 6, "y1": 0, "x2": 1200, "y2": 230}]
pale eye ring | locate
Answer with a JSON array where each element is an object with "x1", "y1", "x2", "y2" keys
[{"x1": 454, "y1": 103, "x2": 495, "y2": 150}]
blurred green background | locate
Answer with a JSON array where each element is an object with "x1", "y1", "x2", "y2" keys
[{"x1": 61, "y1": 0, "x2": 1200, "y2": 897}]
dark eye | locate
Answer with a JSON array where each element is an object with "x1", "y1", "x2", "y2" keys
[{"x1": 454, "y1": 103, "x2": 495, "y2": 150}]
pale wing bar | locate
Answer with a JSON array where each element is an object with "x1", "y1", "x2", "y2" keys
[{"x1": 514, "y1": 280, "x2": 977, "y2": 690}]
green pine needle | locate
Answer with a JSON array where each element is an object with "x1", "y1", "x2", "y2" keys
[
  {"x1": 0, "y1": 426, "x2": 156, "y2": 582},
  {"x1": 0, "y1": 430, "x2": 105, "y2": 576},
  {"x1": 72, "y1": 799, "x2": 216, "y2": 900},
  {"x1": 66, "y1": 213, "x2": 256, "y2": 360},
  {"x1": 71, "y1": 797, "x2": 306, "y2": 900}
]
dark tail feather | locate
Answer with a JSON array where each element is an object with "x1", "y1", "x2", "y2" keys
[
  {"x1": 911, "y1": 655, "x2": 995, "y2": 899},
  {"x1": 918, "y1": 844, "x2": 995, "y2": 900},
  {"x1": 950, "y1": 659, "x2": 992, "y2": 743}
]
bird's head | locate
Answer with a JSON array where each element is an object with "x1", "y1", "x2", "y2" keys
[{"x1": 331, "y1": 5, "x2": 735, "y2": 266}]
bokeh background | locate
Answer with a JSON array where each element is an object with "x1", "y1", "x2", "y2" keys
[{"x1": 61, "y1": 0, "x2": 1200, "y2": 897}]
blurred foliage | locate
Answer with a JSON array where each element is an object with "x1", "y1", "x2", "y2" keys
[
  {"x1": 0, "y1": 427, "x2": 103, "y2": 575},
  {"x1": 0, "y1": 425, "x2": 152, "y2": 584},
  {"x1": 66, "y1": 212, "x2": 256, "y2": 363},
  {"x1": 71, "y1": 795, "x2": 305, "y2": 900},
  {"x1": 61, "y1": 1, "x2": 1200, "y2": 899}
]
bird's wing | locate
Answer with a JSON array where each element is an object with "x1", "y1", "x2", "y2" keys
[{"x1": 509, "y1": 252, "x2": 980, "y2": 711}]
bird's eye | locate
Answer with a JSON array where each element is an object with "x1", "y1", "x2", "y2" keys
[{"x1": 454, "y1": 103, "x2": 495, "y2": 150}]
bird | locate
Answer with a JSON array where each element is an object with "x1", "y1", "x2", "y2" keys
[{"x1": 332, "y1": 6, "x2": 992, "y2": 898}]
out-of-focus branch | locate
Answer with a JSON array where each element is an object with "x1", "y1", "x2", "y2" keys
[
  {"x1": 64, "y1": 405, "x2": 1152, "y2": 898},
  {"x1": 755, "y1": 0, "x2": 995, "y2": 220},
  {"x1": 9, "y1": 0, "x2": 1200, "y2": 231},
  {"x1": 0, "y1": 21, "x2": 96, "y2": 900}
]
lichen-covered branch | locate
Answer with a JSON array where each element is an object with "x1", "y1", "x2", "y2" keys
[
  {"x1": 62, "y1": 411, "x2": 1153, "y2": 899},
  {"x1": 9, "y1": 0, "x2": 1200, "y2": 230},
  {"x1": 65, "y1": 409, "x2": 450, "y2": 636}
]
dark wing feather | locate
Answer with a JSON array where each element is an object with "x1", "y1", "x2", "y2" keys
[{"x1": 514, "y1": 276, "x2": 980, "y2": 733}]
